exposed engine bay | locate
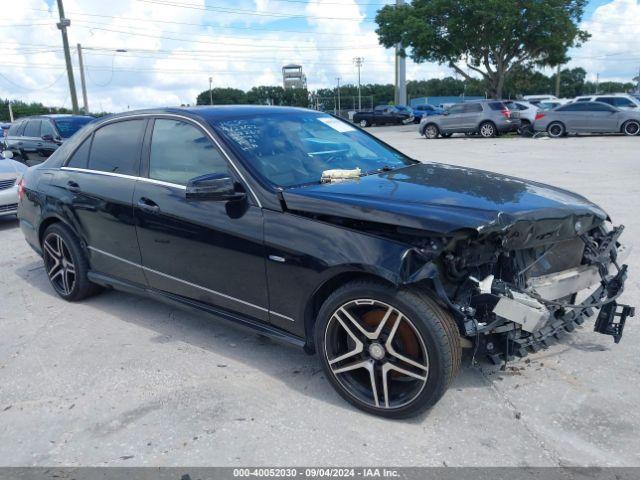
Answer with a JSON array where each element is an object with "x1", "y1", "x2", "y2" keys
[{"x1": 431, "y1": 220, "x2": 634, "y2": 363}]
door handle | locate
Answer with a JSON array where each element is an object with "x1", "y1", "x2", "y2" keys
[
  {"x1": 67, "y1": 180, "x2": 81, "y2": 193},
  {"x1": 137, "y1": 197, "x2": 160, "y2": 214}
]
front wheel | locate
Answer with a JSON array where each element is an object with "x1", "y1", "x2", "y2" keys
[
  {"x1": 622, "y1": 120, "x2": 640, "y2": 136},
  {"x1": 315, "y1": 281, "x2": 461, "y2": 418},
  {"x1": 359, "y1": 119, "x2": 369, "y2": 128},
  {"x1": 423, "y1": 124, "x2": 439, "y2": 139}
]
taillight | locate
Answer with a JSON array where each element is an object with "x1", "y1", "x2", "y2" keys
[
  {"x1": 501, "y1": 109, "x2": 511, "y2": 119},
  {"x1": 17, "y1": 178, "x2": 25, "y2": 200},
  {"x1": 535, "y1": 112, "x2": 545, "y2": 120}
]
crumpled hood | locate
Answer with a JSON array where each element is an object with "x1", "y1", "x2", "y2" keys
[{"x1": 282, "y1": 163, "x2": 607, "y2": 243}]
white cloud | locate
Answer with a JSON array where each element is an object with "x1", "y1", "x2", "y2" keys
[{"x1": 568, "y1": 0, "x2": 640, "y2": 82}]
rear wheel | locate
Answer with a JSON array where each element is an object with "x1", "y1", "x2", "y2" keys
[
  {"x1": 547, "y1": 121, "x2": 565, "y2": 138},
  {"x1": 479, "y1": 121, "x2": 496, "y2": 138},
  {"x1": 441, "y1": 133, "x2": 453, "y2": 138},
  {"x1": 42, "y1": 223, "x2": 102, "y2": 301},
  {"x1": 315, "y1": 281, "x2": 461, "y2": 418},
  {"x1": 423, "y1": 124, "x2": 439, "y2": 139},
  {"x1": 359, "y1": 119, "x2": 369, "y2": 128},
  {"x1": 622, "y1": 120, "x2": 640, "y2": 136}
]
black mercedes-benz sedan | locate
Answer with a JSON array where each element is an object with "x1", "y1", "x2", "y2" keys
[{"x1": 17, "y1": 106, "x2": 634, "y2": 418}]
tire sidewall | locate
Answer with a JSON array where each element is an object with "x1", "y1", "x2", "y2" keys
[
  {"x1": 314, "y1": 282, "x2": 453, "y2": 418},
  {"x1": 42, "y1": 223, "x2": 93, "y2": 301},
  {"x1": 479, "y1": 122, "x2": 496, "y2": 138},
  {"x1": 547, "y1": 122, "x2": 565, "y2": 138},
  {"x1": 623, "y1": 120, "x2": 640, "y2": 136}
]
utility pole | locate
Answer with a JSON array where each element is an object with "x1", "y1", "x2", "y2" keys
[
  {"x1": 336, "y1": 77, "x2": 341, "y2": 115},
  {"x1": 636, "y1": 65, "x2": 640, "y2": 93},
  {"x1": 77, "y1": 44, "x2": 89, "y2": 113},
  {"x1": 56, "y1": 0, "x2": 78, "y2": 114},
  {"x1": 353, "y1": 57, "x2": 364, "y2": 111},
  {"x1": 208, "y1": 77, "x2": 213, "y2": 105},
  {"x1": 555, "y1": 64, "x2": 561, "y2": 98},
  {"x1": 8, "y1": 102, "x2": 13, "y2": 122},
  {"x1": 595, "y1": 73, "x2": 600, "y2": 94},
  {"x1": 394, "y1": 0, "x2": 407, "y2": 106}
]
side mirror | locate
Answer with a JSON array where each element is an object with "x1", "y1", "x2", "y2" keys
[
  {"x1": 42, "y1": 134, "x2": 54, "y2": 142},
  {"x1": 1, "y1": 150, "x2": 13, "y2": 159},
  {"x1": 186, "y1": 173, "x2": 245, "y2": 201}
]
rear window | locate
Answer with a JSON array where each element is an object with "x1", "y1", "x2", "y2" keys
[
  {"x1": 88, "y1": 119, "x2": 145, "y2": 176},
  {"x1": 53, "y1": 117, "x2": 93, "y2": 138},
  {"x1": 488, "y1": 102, "x2": 507, "y2": 111}
]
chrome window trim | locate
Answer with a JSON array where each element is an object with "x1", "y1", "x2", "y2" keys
[
  {"x1": 88, "y1": 246, "x2": 295, "y2": 322},
  {"x1": 74, "y1": 112, "x2": 261, "y2": 207},
  {"x1": 61, "y1": 167, "x2": 187, "y2": 190}
]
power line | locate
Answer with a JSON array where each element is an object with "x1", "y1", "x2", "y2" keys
[{"x1": 134, "y1": 0, "x2": 376, "y2": 21}]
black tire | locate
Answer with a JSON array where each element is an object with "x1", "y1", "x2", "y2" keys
[
  {"x1": 441, "y1": 133, "x2": 453, "y2": 138},
  {"x1": 423, "y1": 124, "x2": 439, "y2": 139},
  {"x1": 622, "y1": 120, "x2": 640, "y2": 136},
  {"x1": 358, "y1": 119, "x2": 369, "y2": 128},
  {"x1": 478, "y1": 121, "x2": 496, "y2": 138},
  {"x1": 547, "y1": 121, "x2": 565, "y2": 138},
  {"x1": 42, "y1": 223, "x2": 102, "y2": 301},
  {"x1": 315, "y1": 280, "x2": 461, "y2": 418}
]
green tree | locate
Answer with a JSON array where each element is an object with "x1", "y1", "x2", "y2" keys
[
  {"x1": 196, "y1": 87, "x2": 247, "y2": 105},
  {"x1": 375, "y1": 0, "x2": 590, "y2": 99}
]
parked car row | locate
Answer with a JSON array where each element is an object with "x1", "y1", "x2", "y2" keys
[
  {"x1": 417, "y1": 96, "x2": 640, "y2": 139},
  {"x1": 3, "y1": 114, "x2": 94, "y2": 165}
]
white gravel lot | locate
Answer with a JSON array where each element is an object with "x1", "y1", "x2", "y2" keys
[{"x1": 0, "y1": 127, "x2": 639, "y2": 466}]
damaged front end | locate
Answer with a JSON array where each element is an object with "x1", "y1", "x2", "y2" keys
[{"x1": 411, "y1": 220, "x2": 634, "y2": 363}]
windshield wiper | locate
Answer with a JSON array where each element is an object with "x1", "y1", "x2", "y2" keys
[{"x1": 363, "y1": 165, "x2": 396, "y2": 176}]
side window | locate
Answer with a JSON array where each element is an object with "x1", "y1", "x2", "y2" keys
[
  {"x1": 488, "y1": 102, "x2": 506, "y2": 111},
  {"x1": 464, "y1": 103, "x2": 483, "y2": 113},
  {"x1": 586, "y1": 103, "x2": 615, "y2": 112},
  {"x1": 612, "y1": 98, "x2": 634, "y2": 108},
  {"x1": 149, "y1": 119, "x2": 228, "y2": 186},
  {"x1": 447, "y1": 104, "x2": 464, "y2": 114},
  {"x1": 558, "y1": 103, "x2": 587, "y2": 112},
  {"x1": 575, "y1": 98, "x2": 590, "y2": 102},
  {"x1": 595, "y1": 97, "x2": 615, "y2": 106},
  {"x1": 88, "y1": 119, "x2": 145, "y2": 176},
  {"x1": 24, "y1": 120, "x2": 41, "y2": 137},
  {"x1": 66, "y1": 136, "x2": 92, "y2": 168},
  {"x1": 41, "y1": 120, "x2": 56, "y2": 138}
]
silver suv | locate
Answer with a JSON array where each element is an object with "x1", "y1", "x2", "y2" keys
[{"x1": 419, "y1": 100, "x2": 521, "y2": 139}]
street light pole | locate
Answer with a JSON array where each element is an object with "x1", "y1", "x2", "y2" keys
[
  {"x1": 209, "y1": 77, "x2": 213, "y2": 105},
  {"x1": 395, "y1": 0, "x2": 406, "y2": 106},
  {"x1": 77, "y1": 44, "x2": 89, "y2": 113},
  {"x1": 56, "y1": 0, "x2": 79, "y2": 114},
  {"x1": 353, "y1": 57, "x2": 364, "y2": 111}
]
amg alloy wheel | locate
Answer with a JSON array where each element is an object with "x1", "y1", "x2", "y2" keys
[
  {"x1": 43, "y1": 232, "x2": 76, "y2": 297},
  {"x1": 316, "y1": 281, "x2": 461, "y2": 418},
  {"x1": 42, "y1": 223, "x2": 101, "y2": 301},
  {"x1": 622, "y1": 120, "x2": 640, "y2": 136},
  {"x1": 479, "y1": 122, "x2": 496, "y2": 138}
]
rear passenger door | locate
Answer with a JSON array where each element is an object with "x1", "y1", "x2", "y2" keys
[
  {"x1": 461, "y1": 103, "x2": 483, "y2": 129},
  {"x1": 60, "y1": 118, "x2": 148, "y2": 285}
]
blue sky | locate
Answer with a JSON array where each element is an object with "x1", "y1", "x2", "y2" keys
[{"x1": 4, "y1": 0, "x2": 640, "y2": 111}]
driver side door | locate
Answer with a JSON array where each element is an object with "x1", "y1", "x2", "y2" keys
[{"x1": 133, "y1": 116, "x2": 269, "y2": 322}]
